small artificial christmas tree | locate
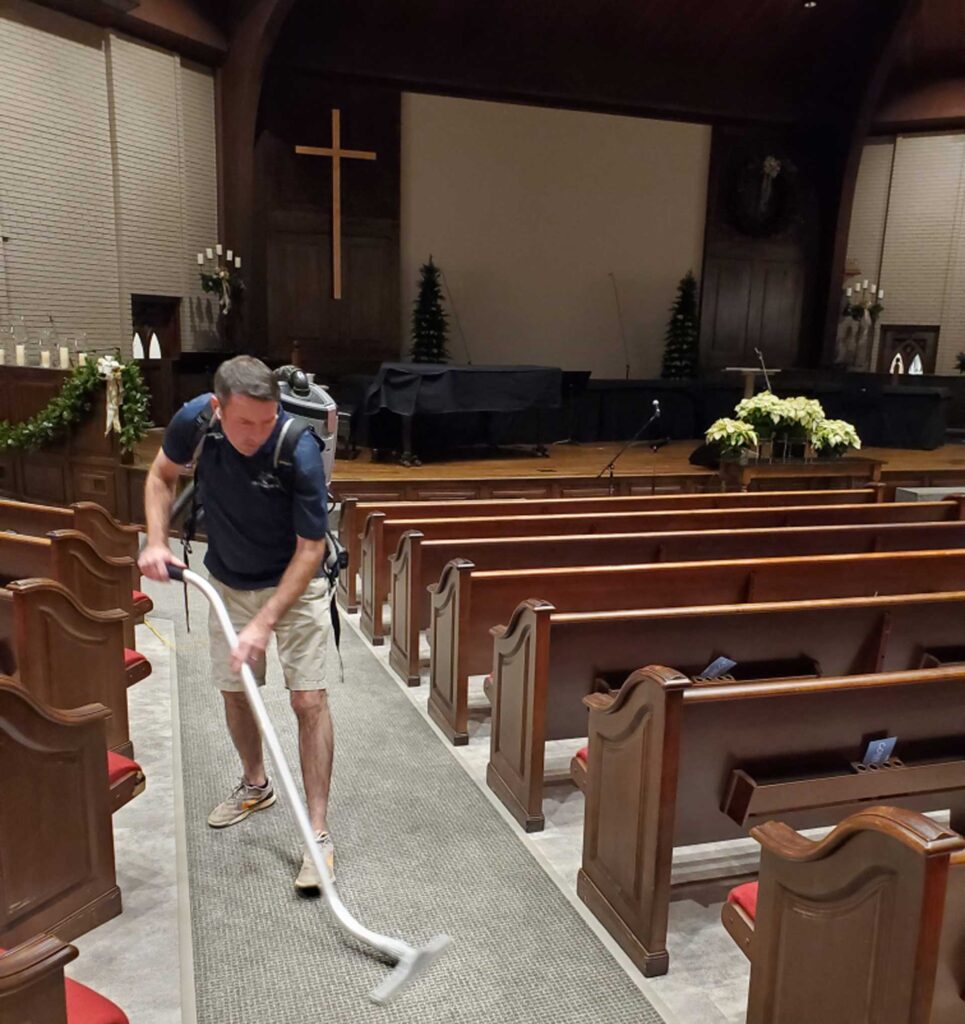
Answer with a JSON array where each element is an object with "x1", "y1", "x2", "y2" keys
[
  {"x1": 660, "y1": 271, "x2": 700, "y2": 379},
  {"x1": 410, "y1": 256, "x2": 450, "y2": 363}
]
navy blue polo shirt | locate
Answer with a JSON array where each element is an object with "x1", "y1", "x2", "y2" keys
[{"x1": 162, "y1": 393, "x2": 328, "y2": 590}]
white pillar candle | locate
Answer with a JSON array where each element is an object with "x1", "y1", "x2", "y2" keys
[
  {"x1": 59, "y1": 346, "x2": 69, "y2": 369},
  {"x1": 870, "y1": 283, "x2": 877, "y2": 294},
  {"x1": 863, "y1": 279, "x2": 869, "y2": 290},
  {"x1": 226, "y1": 249, "x2": 233, "y2": 262},
  {"x1": 206, "y1": 248, "x2": 214, "y2": 259},
  {"x1": 15, "y1": 344, "x2": 25, "y2": 366},
  {"x1": 878, "y1": 289, "x2": 885, "y2": 300},
  {"x1": 40, "y1": 350, "x2": 51, "y2": 368},
  {"x1": 215, "y1": 243, "x2": 223, "y2": 256},
  {"x1": 0, "y1": 350, "x2": 7, "y2": 366},
  {"x1": 846, "y1": 287, "x2": 852, "y2": 296},
  {"x1": 78, "y1": 352, "x2": 87, "y2": 366},
  {"x1": 234, "y1": 256, "x2": 241, "y2": 269},
  {"x1": 197, "y1": 252, "x2": 204, "y2": 265}
]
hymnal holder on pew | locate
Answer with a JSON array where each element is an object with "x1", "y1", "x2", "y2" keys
[{"x1": 724, "y1": 742, "x2": 965, "y2": 827}]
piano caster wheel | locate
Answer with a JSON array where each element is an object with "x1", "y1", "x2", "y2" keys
[
  {"x1": 535, "y1": 445, "x2": 550, "y2": 458},
  {"x1": 401, "y1": 452, "x2": 422, "y2": 468}
]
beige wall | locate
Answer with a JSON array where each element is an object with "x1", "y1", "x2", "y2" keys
[
  {"x1": 0, "y1": 0, "x2": 219, "y2": 359},
  {"x1": 401, "y1": 94, "x2": 711, "y2": 377},
  {"x1": 847, "y1": 132, "x2": 965, "y2": 374}
]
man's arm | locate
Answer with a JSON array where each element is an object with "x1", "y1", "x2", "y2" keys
[
  {"x1": 138, "y1": 449, "x2": 188, "y2": 581},
  {"x1": 231, "y1": 535, "x2": 327, "y2": 673}
]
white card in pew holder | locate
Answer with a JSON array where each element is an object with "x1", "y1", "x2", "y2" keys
[
  {"x1": 699, "y1": 656, "x2": 737, "y2": 679},
  {"x1": 862, "y1": 737, "x2": 897, "y2": 766}
]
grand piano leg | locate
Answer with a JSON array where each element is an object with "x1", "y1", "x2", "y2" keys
[{"x1": 400, "y1": 413, "x2": 421, "y2": 467}]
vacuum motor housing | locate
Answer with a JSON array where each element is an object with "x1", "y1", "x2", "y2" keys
[{"x1": 274, "y1": 365, "x2": 337, "y2": 484}]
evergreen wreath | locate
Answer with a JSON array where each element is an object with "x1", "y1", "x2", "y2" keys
[{"x1": 0, "y1": 360, "x2": 152, "y2": 454}]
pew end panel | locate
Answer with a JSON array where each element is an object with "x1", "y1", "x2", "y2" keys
[
  {"x1": 427, "y1": 557, "x2": 474, "y2": 744},
  {"x1": 742, "y1": 808, "x2": 965, "y2": 1024},
  {"x1": 359, "y1": 512, "x2": 385, "y2": 645},
  {"x1": 576, "y1": 667, "x2": 690, "y2": 978},
  {"x1": 579, "y1": 658, "x2": 965, "y2": 979},
  {"x1": 0, "y1": 933, "x2": 77, "y2": 1024},
  {"x1": 46, "y1": 529, "x2": 137, "y2": 649},
  {"x1": 70, "y1": 501, "x2": 140, "y2": 575},
  {"x1": 0, "y1": 682, "x2": 120, "y2": 947},
  {"x1": 487, "y1": 600, "x2": 555, "y2": 832},
  {"x1": 5, "y1": 578, "x2": 132, "y2": 757},
  {"x1": 336, "y1": 496, "x2": 359, "y2": 611},
  {"x1": 388, "y1": 530, "x2": 424, "y2": 686}
]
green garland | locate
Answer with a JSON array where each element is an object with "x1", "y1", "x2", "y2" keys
[{"x1": 0, "y1": 360, "x2": 152, "y2": 454}]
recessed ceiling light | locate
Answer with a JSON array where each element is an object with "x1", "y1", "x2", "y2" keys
[{"x1": 803, "y1": 1, "x2": 817, "y2": 7}]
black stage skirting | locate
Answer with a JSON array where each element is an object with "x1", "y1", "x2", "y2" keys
[
  {"x1": 365, "y1": 362, "x2": 562, "y2": 417},
  {"x1": 334, "y1": 367, "x2": 949, "y2": 454}
]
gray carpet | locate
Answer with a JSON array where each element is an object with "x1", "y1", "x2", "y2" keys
[{"x1": 162, "y1": 568, "x2": 666, "y2": 1023}]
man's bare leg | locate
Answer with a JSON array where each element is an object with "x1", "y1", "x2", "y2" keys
[
  {"x1": 222, "y1": 691, "x2": 267, "y2": 786},
  {"x1": 291, "y1": 689, "x2": 333, "y2": 834}
]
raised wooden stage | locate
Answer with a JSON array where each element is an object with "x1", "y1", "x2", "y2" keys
[{"x1": 327, "y1": 440, "x2": 965, "y2": 501}]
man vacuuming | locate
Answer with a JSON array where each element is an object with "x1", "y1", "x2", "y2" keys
[{"x1": 139, "y1": 354, "x2": 334, "y2": 891}]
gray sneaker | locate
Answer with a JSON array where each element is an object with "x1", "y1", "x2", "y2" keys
[
  {"x1": 207, "y1": 778, "x2": 277, "y2": 828},
  {"x1": 295, "y1": 831, "x2": 335, "y2": 890}
]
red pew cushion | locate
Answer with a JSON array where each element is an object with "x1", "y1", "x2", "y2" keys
[
  {"x1": 0, "y1": 951, "x2": 129, "y2": 1024},
  {"x1": 132, "y1": 590, "x2": 149, "y2": 605},
  {"x1": 727, "y1": 881, "x2": 759, "y2": 921},
  {"x1": 123, "y1": 649, "x2": 147, "y2": 670},
  {"x1": 576, "y1": 746, "x2": 588, "y2": 764},
  {"x1": 106, "y1": 751, "x2": 142, "y2": 786},
  {"x1": 65, "y1": 977, "x2": 130, "y2": 1024}
]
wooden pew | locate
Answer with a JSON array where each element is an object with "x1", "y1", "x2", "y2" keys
[
  {"x1": 0, "y1": 933, "x2": 131, "y2": 1024},
  {"x1": 425, "y1": 547, "x2": 965, "y2": 743},
  {"x1": 0, "y1": 530, "x2": 146, "y2": 673},
  {"x1": 0, "y1": 498, "x2": 150, "y2": 621},
  {"x1": 578, "y1": 664, "x2": 965, "y2": 979},
  {"x1": 0, "y1": 681, "x2": 121, "y2": 947},
  {"x1": 360, "y1": 498, "x2": 965, "y2": 643},
  {"x1": 391, "y1": 519, "x2": 965, "y2": 690},
  {"x1": 337, "y1": 488, "x2": 881, "y2": 610},
  {"x1": 720, "y1": 807, "x2": 965, "y2": 1024},
  {"x1": 0, "y1": 578, "x2": 132, "y2": 757},
  {"x1": 489, "y1": 590, "x2": 965, "y2": 832}
]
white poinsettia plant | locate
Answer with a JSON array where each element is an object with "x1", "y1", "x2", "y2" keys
[
  {"x1": 708, "y1": 391, "x2": 861, "y2": 459},
  {"x1": 705, "y1": 417, "x2": 759, "y2": 455},
  {"x1": 811, "y1": 418, "x2": 862, "y2": 455},
  {"x1": 735, "y1": 391, "x2": 824, "y2": 439}
]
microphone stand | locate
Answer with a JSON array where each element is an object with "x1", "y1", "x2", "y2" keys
[{"x1": 596, "y1": 404, "x2": 663, "y2": 495}]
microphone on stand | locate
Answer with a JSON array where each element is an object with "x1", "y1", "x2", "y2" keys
[{"x1": 596, "y1": 397, "x2": 665, "y2": 492}]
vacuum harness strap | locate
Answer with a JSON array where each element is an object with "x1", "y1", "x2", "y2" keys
[{"x1": 172, "y1": 407, "x2": 347, "y2": 644}]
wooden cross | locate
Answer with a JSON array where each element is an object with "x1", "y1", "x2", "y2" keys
[{"x1": 295, "y1": 109, "x2": 377, "y2": 300}]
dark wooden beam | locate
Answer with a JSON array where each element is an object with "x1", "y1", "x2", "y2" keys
[
  {"x1": 27, "y1": 0, "x2": 227, "y2": 62},
  {"x1": 218, "y1": 0, "x2": 297, "y2": 351},
  {"x1": 873, "y1": 76, "x2": 965, "y2": 133},
  {"x1": 817, "y1": 0, "x2": 920, "y2": 366}
]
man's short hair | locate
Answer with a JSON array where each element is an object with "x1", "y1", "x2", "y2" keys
[{"x1": 213, "y1": 355, "x2": 279, "y2": 405}]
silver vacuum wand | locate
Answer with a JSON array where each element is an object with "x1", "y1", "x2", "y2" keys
[{"x1": 166, "y1": 565, "x2": 452, "y2": 1003}]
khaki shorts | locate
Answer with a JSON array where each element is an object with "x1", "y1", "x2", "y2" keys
[{"x1": 207, "y1": 575, "x2": 330, "y2": 693}]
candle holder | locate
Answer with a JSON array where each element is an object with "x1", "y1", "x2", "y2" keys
[{"x1": 198, "y1": 246, "x2": 245, "y2": 316}]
